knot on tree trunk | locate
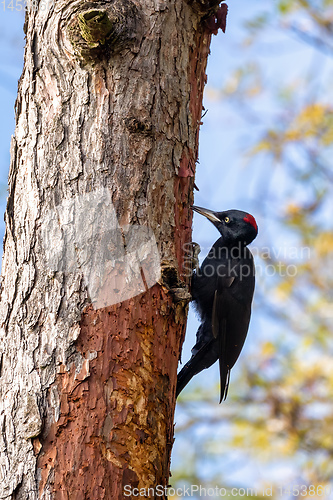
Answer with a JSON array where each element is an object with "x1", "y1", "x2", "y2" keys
[
  {"x1": 78, "y1": 10, "x2": 113, "y2": 48},
  {"x1": 66, "y1": 0, "x2": 141, "y2": 62}
]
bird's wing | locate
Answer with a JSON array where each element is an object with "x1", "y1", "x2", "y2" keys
[
  {"x1": 212, "y1": 277, "x2": 235, "y2": 340},
  {"x1": 219, "y1": 317, "x2": 232, "y2": 403},
  {"x1": 213, "y1": 282, "x2": 233, "y2": 403},
  {"x1": 211, "y1": 290, "x2": 218, "y2": 339}
]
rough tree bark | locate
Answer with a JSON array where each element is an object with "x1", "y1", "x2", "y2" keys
[{"x1": 0, "y1": 0, "x2": 225, "y2": 498}]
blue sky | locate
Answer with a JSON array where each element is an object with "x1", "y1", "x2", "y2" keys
[{"x1": 0, "y1": 8, "x2": 25, "y2": 241}]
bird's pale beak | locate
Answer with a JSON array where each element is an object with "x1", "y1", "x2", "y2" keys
[{"x1": 191, "y1": 206, "x2": 221, "y2": 223}]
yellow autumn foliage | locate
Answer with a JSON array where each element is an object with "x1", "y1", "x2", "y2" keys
[
  {"x1": 261, "y1": 341, "x2": 276, "y2": 357},
  {"x1": 275, "y1": 279, "x2": 294, "y2": 299},
  {"x1": 284, "y1": 104, "x2": 333, "y2": 144},
  {"x1": 314, "y1": 232, "x2": 333, "y2": 256}
]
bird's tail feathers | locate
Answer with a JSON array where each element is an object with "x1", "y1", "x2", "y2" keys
[
  {"x1": 218, "y1": 317, "x2": 230, "y2": 403},
  {"x1": 176, "y1": 361, "x2": 196, "y2": 398},
  {"x1": 219, "y1": 361, "x2": 230, "y2": 403}
]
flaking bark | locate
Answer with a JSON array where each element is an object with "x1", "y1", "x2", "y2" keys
[{"x1": 0, "y1": 0, "x2": 216, "y2": 498}]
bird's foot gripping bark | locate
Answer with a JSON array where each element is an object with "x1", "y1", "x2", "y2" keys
[
  {"x1": 191, "y1": 242, "x2": 201, "y2": 273},
  {"x1": 204, "y1": 3, "x2": 228, "y2": 35},
  {"x1": 159, "y1": 262, "x2": 191, "y2": 304},
  {"x1": 182, "y1": 242, "x2": 201, "y2": 282}
]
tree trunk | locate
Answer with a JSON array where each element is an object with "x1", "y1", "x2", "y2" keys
[{"x1": 0, "y1": 0, "x2": 220, "y2": 498}]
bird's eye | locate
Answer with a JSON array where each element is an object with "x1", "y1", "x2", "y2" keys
[{"x1": 224, "y1": 217, "x2": 230, "y2": 223}]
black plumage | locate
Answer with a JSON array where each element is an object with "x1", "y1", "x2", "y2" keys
[{"x1": 176, "y1": 206, "x2": 258, "y2": 402}]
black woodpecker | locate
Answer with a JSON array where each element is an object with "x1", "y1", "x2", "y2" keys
[{"x1": 176, "y1": 206, "x2": 258, "y2": 403}]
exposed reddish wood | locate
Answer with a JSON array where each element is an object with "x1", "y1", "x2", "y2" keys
[
  {"x1": 204, "y1": 4, "x2": 228, "y2": 35},
  {"x1": 38, "y1": 285, "x2": 184, "y2": 498},
  {"x1": 176, "y1": 28, "x2": 211, "y2": 282},
  {"x1": 189, "y1": 31, "x2": 212, "y2": 159}
]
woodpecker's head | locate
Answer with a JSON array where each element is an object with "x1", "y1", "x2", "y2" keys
[{"x1": 192, "y1": 206, "x2": 258, "y2": 246}]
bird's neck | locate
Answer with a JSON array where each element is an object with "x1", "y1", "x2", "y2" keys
[{"x1": 210, "y1": 237, "x2": 248, "y2": 259}]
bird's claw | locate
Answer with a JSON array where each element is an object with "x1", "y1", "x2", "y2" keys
[
  {"x1": 191, "y1": 242, "x2": 201, "y2": 273},
  {"x1": 182, "y1": 242, "x2": 201, "y2": 280}
]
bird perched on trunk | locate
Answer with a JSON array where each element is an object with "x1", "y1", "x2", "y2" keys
[{"x1": 177, "y1": 206, "x2": 258, "y2": 403}]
